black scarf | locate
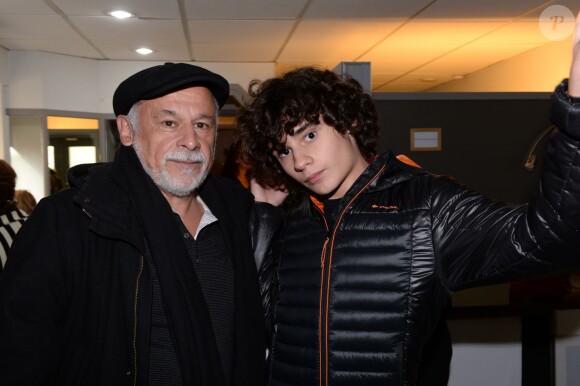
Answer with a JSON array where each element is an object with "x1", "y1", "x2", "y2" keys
[{"x1": 115, "y1": 145, "x2": 225, "y2": 386}]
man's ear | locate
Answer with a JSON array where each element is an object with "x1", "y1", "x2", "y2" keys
[{"x1": 117, "y1": 115, "x2": 134, "y2": 146}]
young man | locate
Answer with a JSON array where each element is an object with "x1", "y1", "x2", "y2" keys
[
  {"x1": 238, "y1": 12, "x2": 580, "y2": 386},
  {"x1": 0, "y1": 63, "x2": 268, "y2": 385}
]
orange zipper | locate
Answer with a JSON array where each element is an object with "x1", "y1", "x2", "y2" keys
[{"x1": 317, "y1": 164, "x2": 386, "y2": 386}]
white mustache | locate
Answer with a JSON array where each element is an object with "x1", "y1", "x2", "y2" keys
[{"x1": 165, "y1": 151, "x2": 205, "y2": 163}]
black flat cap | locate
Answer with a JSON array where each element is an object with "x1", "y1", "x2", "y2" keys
[{"x1": 113, "y1": 62, "x2": 230, "y2": 116}]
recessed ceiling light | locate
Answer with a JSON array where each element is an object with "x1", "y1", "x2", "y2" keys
[
  {"x1": 452, "y1": 74, "x2": 465, "y2": 80},
  {"x1": 420, "y1": 77, "x2": 437, "y2": 83},
  {"x1": 109, "y1": 10, "x2": 134, "y2": 19},
  {"x1": 136, "y1": 48, "x2": 153, "y2": 55}
]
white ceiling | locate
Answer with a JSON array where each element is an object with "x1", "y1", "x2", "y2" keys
[{"x1": 0, "y1": 0, "x2": 577, "y2": 91}]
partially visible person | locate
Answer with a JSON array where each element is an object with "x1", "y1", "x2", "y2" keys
[
  {"x1": 0, "y1": 63, "x2": 271, "y2": 386},
  {"x1": 238, "y1": 12, "x2": 580, "y2": 386},
  {"x1": 220, "y1": 138, "x2": 252, "y2": 188},
  {"x1": 50, "y1": 168, "x2": 65, "y2": 194},
  {"x1": 0, "y1": 161, "x2": 28, "y2": 275},
  {"x1": 14, "y1": 189, "x2": 37, "y2": 214}
]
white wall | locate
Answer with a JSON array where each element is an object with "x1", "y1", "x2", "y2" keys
[
  {"x1": 0, "y1": 47, "x2": 7, "y2": 86},
  {"x1": 448, "y1": 317, "x2": 522, "y2": 386},
  {"x1": 554, "y1": 309, "x2": 580, "y2": 386},
  {"x1": 9, "y1": 116, "x2": 47, "y2": 203},
  {"x1": 447, "y1": 308, "x2": 580, "y2": 386},
  {"x1": 7, "y1": 51, "x2": 101, "y2": 113},
  {"x1": 0, "y1": 47, "x2": 8, "y2": 160},
  {"x1": 6, "y1": 51, "x2": 276, "y2": 113}
]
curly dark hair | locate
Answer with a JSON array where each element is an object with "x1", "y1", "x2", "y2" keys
[{"x1": 236, "y1": 66, "x2": 380, "y2": 188}]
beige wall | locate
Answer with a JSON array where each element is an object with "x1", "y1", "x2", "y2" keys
[{"x1": 428, "y1": 36, "x2": 573, "y2": 92}]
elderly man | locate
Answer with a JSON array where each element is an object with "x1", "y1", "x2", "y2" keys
[{"x1": 0, "y1": 63, "x2": 267, "y2": 386}]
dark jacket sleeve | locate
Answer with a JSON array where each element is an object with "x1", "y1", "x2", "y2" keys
[
  {"x1": 0, "y1": 196, "x2": 70, "y2": 385},
  {"x1": 550, "y1": 79, "x2": 580, "y2": 141},
  {"x1": 250, "y1": 202, "x2": 283, "y2": 347},
  {"x1": 434, "y1": 80, "x2": 580, "y2": 291}
]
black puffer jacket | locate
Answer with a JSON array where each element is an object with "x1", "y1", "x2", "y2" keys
[{"x1": 266, "y1": 81, "x2": 580, "y2": 386}]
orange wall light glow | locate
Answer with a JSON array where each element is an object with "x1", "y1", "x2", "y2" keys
[{"x1": 47, "y1": 116, "x2": 99, "y2": 130}]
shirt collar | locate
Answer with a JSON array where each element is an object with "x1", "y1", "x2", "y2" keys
[{"x1": 194, "y1": 195, "x2": 218, "y2": 239}]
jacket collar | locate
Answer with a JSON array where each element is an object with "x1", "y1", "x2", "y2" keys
[
  {"x1": 68, "y1": 146, "x2": 250, "y2": 257},
  {"x1": 70, "y1": 162, "x2": 136, "y2": 225},
  {"x1": 365, "y1": 151, "x2": 427, "y2": 192},
  {"x1": 309, "y1": 150, "x2": 427, "y2": 214}
]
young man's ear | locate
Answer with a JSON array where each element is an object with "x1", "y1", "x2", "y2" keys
[
  {"x1": 346, "y1": 120, "x2": 358, "y2": 136},
  {"x1": 117, "y1": 115, "x2": 134, "y2": 146}
]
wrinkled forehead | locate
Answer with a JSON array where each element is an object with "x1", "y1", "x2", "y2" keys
[{"x1": 140, "y1": 87, "x2": 217, "y2": 116}]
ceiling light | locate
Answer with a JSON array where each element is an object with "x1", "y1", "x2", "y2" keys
[
  {"x1": 109, "y1": 10, "x2": 133, "y2": 19},
  {"x1": 136, "y1": 48, "x2": 153, "y2": 55},
  {"x1": 420, "y1": 77, "x2": 437, "y2": 83},
  {"x1": 452, "y1": 74, "x2": 465, "y2": 80}
]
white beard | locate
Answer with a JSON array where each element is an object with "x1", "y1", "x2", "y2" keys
[{"x1": 133, "y1": 143, "x2": 214, "y2": 197}]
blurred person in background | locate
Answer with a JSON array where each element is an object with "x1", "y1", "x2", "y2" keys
[
  {"x1": 14, "y1": 189, "x2": 37, "y2": 214},
  {"x1": 0, "y1": 160, "x2": 28, "y2": 275}
]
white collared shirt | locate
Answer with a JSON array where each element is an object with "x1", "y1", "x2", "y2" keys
[{"x1": 192, "y1": 196, "x2": 218, "y2": 239}]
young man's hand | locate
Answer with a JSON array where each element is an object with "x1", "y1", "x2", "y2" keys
[{"x1": 250, "y1": 178, "x2": 288, "y2": 206}]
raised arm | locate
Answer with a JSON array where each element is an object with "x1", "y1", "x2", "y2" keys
[
  {"x1": 569, "y1": 11, "x2": 580, "y2": 96},
  {"x1": 250, "y1": 178, "x2": 288, "y2": 206},
  {"x1": 437, "y1": 13, "x2": 580, "y2": 290}
]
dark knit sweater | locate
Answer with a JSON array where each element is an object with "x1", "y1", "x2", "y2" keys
[{"x1": 146, "y1": 215, "x2": 235, "y2": 386}]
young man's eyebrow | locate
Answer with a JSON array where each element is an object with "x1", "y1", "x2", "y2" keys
[{"x1": 292, "y1": 122, "x2": 312, "y2": 135}]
